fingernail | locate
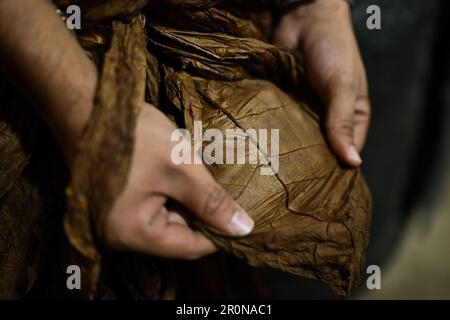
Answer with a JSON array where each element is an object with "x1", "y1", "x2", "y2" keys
[
  {"x1": 348, "y1": 145, "x2": 362, "y2": 164},
  {"x1": 229, "y1": 210, "x2": 254, "y2": 236}
]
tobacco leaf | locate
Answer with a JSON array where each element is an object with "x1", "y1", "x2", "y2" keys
[
  {"x1": 0, "y1": 80, "x2": 67, "y2": 299},
  {"x1": 145, "y1": 3, "x2": 371, "y2": 295},
  {"x1": 63, "y1": 15, "x2": 148, "y2": 298},
  {"x1": 0, "y1": 0, "x2": 371, "y2": 298},
  {"x1": 64, "y1": 0, "x2": 371, "y2": 296},
  {"x1": 161, "y1": 69, "x2": 371, "y2": 296}
]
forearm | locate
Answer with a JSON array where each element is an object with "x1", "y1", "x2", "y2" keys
[{"x1": 0, "y1": 0, "x2": 97, "y2": 161}]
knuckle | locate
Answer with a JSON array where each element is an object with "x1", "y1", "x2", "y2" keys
[
  {"x1": 165, "y1": 155, "x2": 190, "y2": 180},
  {"x1": 141, "y1": 224, "x2": 164, "y2": 246},
  {"x1": 136, "y1": 211, "x2": 163, "y2": 244},
  {"x1": 201, "y1": 184, "x2": 230, "y2": 218},
  {"x1": 328, "y1": 73, "x2": 358, "y2": 94},
  {"x1": 356, "y1": 98, "x2": 370, "y2": 109},
  {"x1": 355, "y1": 99, "x2": 372, "y2": 121},
  {"x1": 326, "y1": 118, "x2": 354, "y2": 138},
  {"x1": 108, "y1": 213, "x2": 160, "y2": 251}
]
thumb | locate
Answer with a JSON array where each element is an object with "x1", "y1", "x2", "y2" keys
[
  {"x1": 170, "y1": 165, "x2": 255, "y2": 236},
  {"x1": 324, "y1": 82, "x2": 362, "y2": 167}
]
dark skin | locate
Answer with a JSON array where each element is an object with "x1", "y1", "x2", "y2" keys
[{"x1": 0, "y1": 0, "x2": 369, "y2": 259}]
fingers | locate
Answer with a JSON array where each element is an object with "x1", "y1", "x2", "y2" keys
[
  {"x1": 107, "y1": 194, "x2": 216, "y2": 260},
  {"x1": 353, "y1": 96, "x2": 371, "y2": 152},
  {"x1": 273, "y1": 2, "x2": 370, "y2": 167},
  {"x1": 155, "y1": 224, "x2": 216, "y2": 260},
  {"x1": 140, "y1": 215, "x2": 217, "y2": 260},
  {"x1": 322, "y1": 45, "x2": 371, "y2": 166},
  {"x1": 166, "y1": 210, "x2": 188, "y2": 225},
  {"x1": 324, "y1": 75, "x2": 363, "y2": 167},
  {"x1": 168, "y1": 165, "x2": 255, "y2": 237},
  {"x1": 137, "y1": 199, "x2": 216, "y2": 259},
  {"x1": 353, "y1": 62, "x2": 371, "y2": 152}
]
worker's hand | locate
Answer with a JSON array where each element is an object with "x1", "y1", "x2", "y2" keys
[
  {"x1": 103, "y1": 104, "x2": 254, "y2": 260},
  {"x1": 273, "y1": 0, "x2": 370, "y2": 166},
  {"x1": 0, "y1": 0, "x2": 253, "y2": 261}
]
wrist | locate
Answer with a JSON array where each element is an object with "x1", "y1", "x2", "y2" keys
[
  {"x1": 55, "y1": 63, "x2": 98, "y2": 166},
  {"x1": 0, "y1": 0, "x2": 99, "y2": 167}
]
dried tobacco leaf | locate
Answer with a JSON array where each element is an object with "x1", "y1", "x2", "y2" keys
[
  {"x1": 63, "y1": 15, "x2": 148, "y2": 298},
  {"x1": 0, "y1": 81, "x2": 66, "y2": 299},
  {"x1": 146, "y1": 5, "x2": 371, "y2": 295},
  {"x1": 0, "y1": 0, "x2": 371, "y2": 299},
  {"x1": 64, "y1": 0, "x2": 371, "y2": 296},
  {"x1": 165, "y1": 72, "x2": 371, "y2": 295}
]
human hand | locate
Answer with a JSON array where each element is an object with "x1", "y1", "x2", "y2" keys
[
  {"x1": 1, "y1": 0, "x2": 253, "y2": 261},
  {"x1": 273, "y1": 0, "x2": 370, "y2": 166},
  {"x1": 103, "y1": 104, "x2": 255, "y2": 259}
]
